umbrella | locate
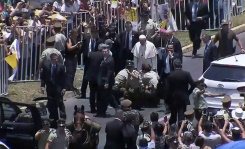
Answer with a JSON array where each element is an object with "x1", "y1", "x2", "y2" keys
[
  {"x1": 48, "y1": 14, "x2": 67, "y2": 21},
  {"x1": 216, "y1": 140, "x2": 245, "y2": 149}
]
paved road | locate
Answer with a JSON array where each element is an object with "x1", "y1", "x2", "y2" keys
[{"x1": 63, "y1": 32, "x2": 245, "y2": 149}]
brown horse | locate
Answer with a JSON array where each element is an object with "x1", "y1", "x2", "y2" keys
[{"x1": 67, "y1": 105, "x2": 99, "y2": 149}]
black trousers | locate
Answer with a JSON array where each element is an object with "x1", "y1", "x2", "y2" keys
[
  {"x1": 46, "y1": 89, "x2": 66, "y2": 128},
  {"x1": 97, "y1": 87, "x2": 116, "y2": 114},
  {"x1": 81, "y1": 63, "x2": 88, "y2": 96},
  {"x1": 89, "y1": 81, "x2": 98, "y2": 111},
  {"x1": 169, "y1": 104, "x2": 186, "y2": 127},
  {"x1": 65, "y1": 57, "x2": 77, "y2": 91},
  {"x1": 189, "y1": 22, "x2": 202, "y2": 56},
  {"x1": 120, "y1": 48, "x2": 133, "y2": 70}
]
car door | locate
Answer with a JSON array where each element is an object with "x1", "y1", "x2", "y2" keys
[
  {"x1": 0, "y1": 101, "x2": 42, "y2": 149},
  {"x1": 0, "y1": 97, "x2": 20, "y2": 143}
]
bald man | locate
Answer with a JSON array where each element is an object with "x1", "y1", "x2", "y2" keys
[{"x1": 131, "y1": 35, "x2": 158, "y2": 71}]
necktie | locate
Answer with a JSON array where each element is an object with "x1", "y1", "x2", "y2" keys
[
  {"x1": 51, "y1": 65, "x2": 56, "y2": 82},
  {"x1": 125, "y1": 31, "x2": 129, "y2": 49},
  {"x1": 204, "y1": 44, "x2": 208, "y2": 54},
  {"x1": 194, "y1": 3, "x2": 198, "y2": 18},
  {"x1": 91, "y1": 39, "x2": 95, "y2": 51}
]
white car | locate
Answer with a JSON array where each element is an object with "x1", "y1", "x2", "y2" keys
[
  {"x1": 0, "y1": 141, "x2": 10, "y2": 149},
  {"x1": 199, "y1": 53, "x2": 245, "y2": 109}
]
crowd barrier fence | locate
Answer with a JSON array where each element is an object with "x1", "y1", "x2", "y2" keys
[{"x1": 0, "y1": 45, "x2": 8, "y2": 96}]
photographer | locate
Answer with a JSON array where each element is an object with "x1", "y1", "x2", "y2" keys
[
  {"x1": 178, "y1": 110, "x2": 195, "y2": 147},
  {"x1": 198, "y1": 115, "x2": 221, "y2": 148},
  {"x1": 193, "y1": 79, "x2": 225, "y2": 121},
  {"x1": 137, "y1": 121, "x2": 156, "y2": 148},
  {"x1": 215, "y1": 108, "x2": 245, "y2": 143}
]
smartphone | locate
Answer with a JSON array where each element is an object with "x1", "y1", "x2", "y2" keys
[{"x1": 164, "y1": 116, "x2": 168, "y2": 123}]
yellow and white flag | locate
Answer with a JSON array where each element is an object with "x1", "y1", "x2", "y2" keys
[
  {"x1": 125, "y1": 7, "x2": 138, "y2": 30},
  {"x1": 158, "y1": 4, "x2": 178, "y2": 31},
  {"x1": 5, "y1": 39, "x2": 20, "y2": 81}
]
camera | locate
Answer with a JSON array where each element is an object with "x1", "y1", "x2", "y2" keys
[
  {"x1": 185, "y1": 120, "x2": 195, "y2": 132},
  {"x1": 208, "y1": 112, "x2": 214, "y2": 123},
  {"x1": 141, "y1": 121, "x2": 151, "y2": 132}
]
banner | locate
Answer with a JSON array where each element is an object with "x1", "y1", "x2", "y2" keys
[
  {"x1": 125, "y1": 7, "x2": 138, "y2": 30},
  {"x1": 158, "y1": 3, "x2": 178, "y2": 31}
]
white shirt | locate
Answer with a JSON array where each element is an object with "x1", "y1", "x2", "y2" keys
[
  {"x1": 88, "y1": 38, "x2": 96, "y2": 56},
  {"x1": 61, "y1": 4, "x2": 74, "y2": 23},
  {"x1": 198, "y1": 131, "x2": 221, "y2": 148},
  {"x1": 53, "y1": 1, "x2": 63, "y2": 12},
  {"x1": 164, "y1": 53, "x2": 170, "y2": 74},
  {"x1": 142, "y1": 71, "x2": 159, "y2": 88},
  {"x1": 29, "y1": 19, "x2": 42, "y2": 45},
  {"x1": 54, "y1": 33, "x2": 67, "y2": 52},
  {"x1": 73, "y1": 0, "x2": 81, "y2": 12}
]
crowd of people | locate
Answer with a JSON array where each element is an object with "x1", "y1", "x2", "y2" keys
[{"x1": 1, "y1": 0, "x2": 245, "y2": 149}]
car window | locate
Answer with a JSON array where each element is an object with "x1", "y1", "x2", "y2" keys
[
  {"x1": 203, "y1": 65, "x2": 245, "y2": 82},
  {"x1": 2, "y1": 103, "x2": 17, "y2": 122}
]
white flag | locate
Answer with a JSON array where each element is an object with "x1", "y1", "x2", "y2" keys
[{"x1": 8, "y1": 39, "x2": 20, "y2": 81}]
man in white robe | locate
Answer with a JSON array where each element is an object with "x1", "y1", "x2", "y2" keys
[{"x1": 131, "y1": 35, "x2": 158, "y2": 72}]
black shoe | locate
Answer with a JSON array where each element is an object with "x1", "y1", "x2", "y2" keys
[{"x1": 192, "y1": 55, "x2": 196, "y2": 59}]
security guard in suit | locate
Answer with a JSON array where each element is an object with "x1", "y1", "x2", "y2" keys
[{"x1": 40, "y1": 38, "x2": 67, "y2": 128}]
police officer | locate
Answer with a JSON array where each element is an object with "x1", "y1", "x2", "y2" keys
[
  {"x1": 113, "y1": 60, "x2": 139, "y2": 104},
  {"x1": 35, "y1": 120, "x2": 55, "y2": 149},
  {"x1": 121, "y1": 99, "x2": 144, "y2": 134},
  {"x1": 45, "y1": 119, "x2": 73, "y2": 149},
  {"x1": 53, "y1": 22, "x2": 67, "y2": 58}
]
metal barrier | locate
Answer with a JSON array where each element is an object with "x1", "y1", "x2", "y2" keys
[{"x1": 0, "y1": 45, "x2": 8, "y2": 96}]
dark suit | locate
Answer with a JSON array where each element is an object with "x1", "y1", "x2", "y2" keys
[
  {"x1": 157, "y1": 51, "x2": 179, "y2": 102},
  {"x1": 104, "y1": 119, "x2": 124, "y2": 149},
  {"x1": 167, "y1": 69, "x2": 195, "y2": 126},
  {"x1": 40, "y1": 62, "x2": 66, "y2": 127},
  {"x1": 158, "y1": 51, "x2": 179, "y2": 81},
  {"x1": 185, "y1": 2, "x2": 209, "y2": 56},
  {"x1": 117, "y1": 30, "x2": 139, "y2": 70},
  {"x1": 80, "y1": 34, "x2": 104, "y2": 96},
  {"x1": 97, "y1": 55, "x2": 115, "y2": 115},
  {"x1": 84, "y1": 51, "x2": 104, "y2": 112},
  {"x1": 203, "y1": 42, "x2": 218, "y2": 72},
  {"x1": 163, "y1": 36, "x2": 183, "y2": 62}
]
